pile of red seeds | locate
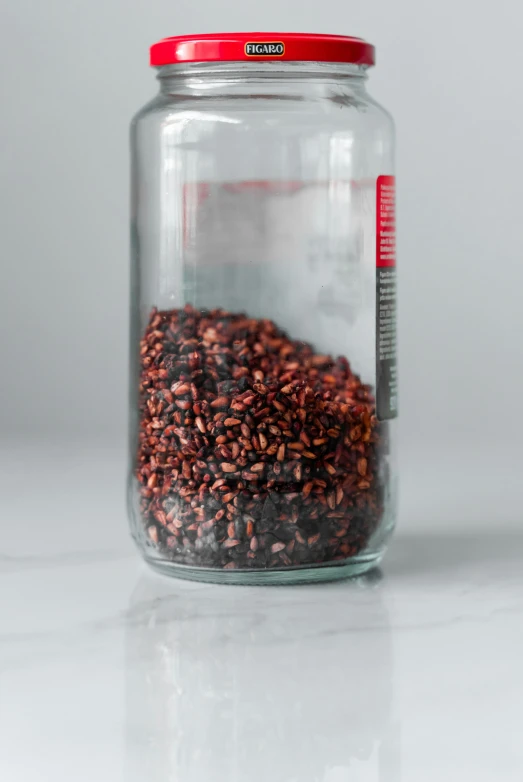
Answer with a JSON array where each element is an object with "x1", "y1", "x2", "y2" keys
[{"x1": 134, "y1": 305, "x2": 384, "y2": 571}]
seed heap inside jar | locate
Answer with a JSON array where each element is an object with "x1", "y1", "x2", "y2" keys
[{"x1": 136, "y1": 305, "x2": 383, "y2": 570}]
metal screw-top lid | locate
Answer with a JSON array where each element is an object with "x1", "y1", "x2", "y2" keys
[{"x1": 150, "y1": 32, "x2": 375, "y2": 67}]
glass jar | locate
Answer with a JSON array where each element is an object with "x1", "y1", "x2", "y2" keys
[{"x1": 128, "y1": 33, "x2": 397, "y2": 584}]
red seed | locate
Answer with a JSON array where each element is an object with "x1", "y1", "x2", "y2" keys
[
  {"x1": 253, "y1": 383, "x2": 268, "y2": 394},
  {"x1": 211, "y1": 396, "x2": 230, "y2": 408},
  {"x1": 357, "y1": 458, "x2": 368, "y2": 476},
  {"x1": 303, "y1": 481, "x2": 314, "y2": 498},
  {"x1": 324, "y1": 461, "x2": 336, "y2": 476}
]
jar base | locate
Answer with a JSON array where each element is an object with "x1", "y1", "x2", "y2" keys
[{"x1": 143, "y1": 551, "x2": 384, "y2": 585}]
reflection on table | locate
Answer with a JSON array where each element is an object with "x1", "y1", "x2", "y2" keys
[{"x1": 125, "y1": 572, "x2": 400, "y2": 782}]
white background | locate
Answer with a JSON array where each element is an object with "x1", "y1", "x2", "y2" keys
[{"x1": 1, "y1": 0, "x2": 522, "y2": 490}]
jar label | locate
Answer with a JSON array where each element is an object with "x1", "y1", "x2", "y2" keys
[{"x1": 376, "y1": 175, "x2": 398, "y2": 420}]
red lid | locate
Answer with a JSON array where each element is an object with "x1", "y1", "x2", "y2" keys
[{"x1": 150, "y1": 33, "x2": 375, "y2": 67}]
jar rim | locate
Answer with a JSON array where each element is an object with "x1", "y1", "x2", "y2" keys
[{"x1": 150, "y1": 32, "x2": 375, "y2": 68}]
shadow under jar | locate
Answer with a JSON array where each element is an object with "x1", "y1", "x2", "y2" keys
[{"x1": 128, "y1": 33, "x2": 398, "y2": 584}]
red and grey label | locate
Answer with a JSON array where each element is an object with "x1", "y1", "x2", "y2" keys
[
  {"x1": 376, "y1": 175, "x2": 397, "y2": 420},
  {"x1": 245, "y1": 42, "x2": 285, "y2": 57}
]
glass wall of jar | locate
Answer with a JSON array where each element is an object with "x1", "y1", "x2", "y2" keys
[{"x1": 128, "y1": 33, "x2": 398, "y2": 583}]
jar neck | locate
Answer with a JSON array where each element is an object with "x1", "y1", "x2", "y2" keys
[{"x1": 157, "y1": 61, "x2": 369, "y2": 96}]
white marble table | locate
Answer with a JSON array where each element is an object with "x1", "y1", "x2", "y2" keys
[{"x1": 1, "y1": 444, "x2": 522, "y2": 781}]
